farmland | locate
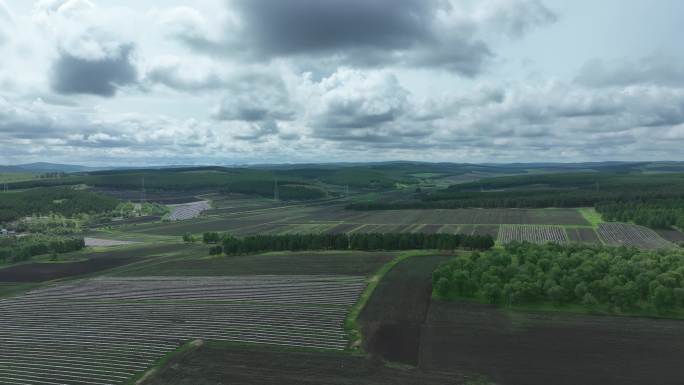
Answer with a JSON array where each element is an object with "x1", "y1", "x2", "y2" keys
[
  {"x1": 597, "y1": 223, "x2": 674, "y2": 249},
  {"x1": 0, "y1": 243, "x2": 197, "y2": 283},
  {"x1": 498, "y1": 225, "x2": 569, "y2": 244},
  {"x1": 114, "y1": 251, "x2": 394, "y2": 277},
  {"x1": 167, "y1": 201, "x2": 211, "y2": 221},
  {"x1": 120, "y1": 205, "x2": 589, "y2": 237},
  {"x1": 140, "y1": 342, "x2": 461, "y2": 385},
  {"x1": 420, "y1": 301, "x2": 684, "y2": 385},
  {"x1": 1, "y1": 163, "x2": 684, "y2": 384},
  {"x1": 359, "y1": 255, "x2": 449, "y2": 365},
  {"x1": 0, "y1": 275, "x2": 367, "y2": 384}
]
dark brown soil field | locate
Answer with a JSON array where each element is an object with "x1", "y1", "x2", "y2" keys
[
  {"x1": 473, "y1": 225, "x2": 499, "y2": 238},
  {"x1": 656, "y1": 229, "x2": 684, "y2": 243},
  {"x1": 115, "y1": 252, "x2": 394, "y2": 277},
  {"x1": 359, "y1": 255, "x2": 449, "y2": 365},
  {"x1": 457, "y1": 225, "x2": 475, "y2": 235},
  {"x1": 325, "y1": 223, "x2": 364, "y2": 234},
  {"x1": 420, "y1": 301, "x2": 684, "y2": 385},
  {"x1": 566, "y1": 227, "x2": 601, "y2": 244},
  {"x1": 0, "y1": 257, "x2": 135, "y2": 282},
  {"x1": 0, "y1": 243, "x2": 190, "y2": 282},
  {"x1": 421, "y1": 224, "x2": 444, "y2": 234},
  {"x1": 141, "y1": 343, "x2": 462, "y2": 385}
]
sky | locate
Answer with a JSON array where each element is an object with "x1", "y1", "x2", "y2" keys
[{"x1": 0, "y1": 0, "x2": 683, "y2": 166}]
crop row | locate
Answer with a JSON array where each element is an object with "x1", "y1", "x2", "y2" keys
[
  {"x1": 597, "y1": 223, "x2": 674, "y2": 250},
  {"x1": 0, "y1": 276, "x2": 365, "y2": 385},
  {"x1": 167, "y1": 201, "x2": 211, "y2": 221},
  {"x1": 498, "y1": 225, "x2": 569, "y2": 245}
]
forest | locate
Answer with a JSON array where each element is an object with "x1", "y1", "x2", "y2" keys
[
  {"x1": 0, "y1": 235, "x2": 85, "y2": 264},
  {"x1": 348, "y1": 172, "x2": 684, "y2": 230},
  {"x1": 0, "y1": 188, "x2": 119, "y2": 224},
  {"x1": 4, "y1": 168, "x2": 328, "y2": 200},
  {"x1": 433, "y1": 242, "x2": 684, "y2": 313},
  {"x1": 193, "y1": 232, "x2": 495, "y2": 255}
]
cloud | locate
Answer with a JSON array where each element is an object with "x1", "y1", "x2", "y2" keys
[
  {"x1": 50, "y1": 43, "x2": 138, "y2": 97},
  {"x1": 145, "y1": 57, "x2": 228, "y2": 91},
  {"x1": 0, "y1": 0, "x2": 13, "y2": 45},
  {"x1": 170, "y1": 0, "x2": 555, "y2": 76},
  {"x1": 471, "y1": 0, "x2": 558, "y2": 38},
  {"x1": 213, "y1": 72, "x2": 295, "y2": 122},
  {"x1": 309, "y1": 69, "x2": 410, "y2": 133},
  {"x1": 576, "y1": 56, "x2": 684, "y2": 88}
]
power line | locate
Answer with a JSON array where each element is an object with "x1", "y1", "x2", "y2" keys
[
  {"x1": 274, "y1": 178, "x2": 279, "y2": 201},
  {"x1": 140, "y1": 177, "x2": 146, "y2": 205}
]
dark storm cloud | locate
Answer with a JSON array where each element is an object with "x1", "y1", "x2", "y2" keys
[
  {"x1": 230, "y1": 0, "x2": 434, "y2": 55},
  {"x1": 576, "y1": 56, "x2": 684, "y2": 88},
  {"x1": 174, "y1": 0, "x2": 558, "y2": 76},
  {"x1": 50, "y1": 45, "x2": 138, "y2": 97}
]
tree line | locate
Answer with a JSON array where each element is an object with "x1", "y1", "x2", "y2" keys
[
  {"x1": 0, "y1": 235, "x2": 85, "y2": 264},
  {"x1": 187, "y1": 232, "x2": 495, "y2": 255},
  {"x1": 433, "y1": 242, "x2": 684, "y2": 314},
  {"x1": 0, "y1": 187, "x2": 119, "y2": 224},
  {"x1": 596, "y1": 200, "x2": 684, "y2": 229}
]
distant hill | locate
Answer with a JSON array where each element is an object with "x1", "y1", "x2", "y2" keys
[
  {"x1": 0, "y1": 165, "x2": 27, "y2": 173},
  {"x1": 0, "y1": 163, "x2": 103, "y2": 174},
  {"x1": 3, "y1": 160, "x2": 684, "y2": 175}
]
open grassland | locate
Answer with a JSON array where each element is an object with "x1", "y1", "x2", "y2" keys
[
  {"x1": 598, "y1": 223, "x2": 674, "y2": 249},
  {"x1": 0, "y1": 275, "x2": 367, "y2": 385}
]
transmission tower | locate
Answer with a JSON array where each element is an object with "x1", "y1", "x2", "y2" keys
[
  {"x1": 274, "y1": 178, "x2": 279, "y2": 201},
  {"x1": 140, "y1": 177, "x2": 146, "y2": 205}
]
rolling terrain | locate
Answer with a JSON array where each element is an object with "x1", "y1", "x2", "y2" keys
[{"x1": 0, "y1": 163, "x2": 683, "y2": 384}]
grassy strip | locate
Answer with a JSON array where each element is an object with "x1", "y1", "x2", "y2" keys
[
  {"x1": 127, "y1": 340, "x2": 203, "y2": 385},
  {"x1": 0, "y1": 282, "x2": 41, "y2": 299},
  {"x1": 204, "y1": 339, "x2": 345, "y2": 355},
  {"x1": 344, "y1": 250, "x2": 428, "y2": 350},
  {"x1": 578, "y1": 207, "x2": 604, "y2": 228}
]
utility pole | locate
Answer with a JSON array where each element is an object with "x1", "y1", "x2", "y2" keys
[
  {"x1": 140, "y1": 177, "x2": 146, "y2": 205},
  {"x1": 274, "y1": 178, "x2": 279, "y2": 201}
]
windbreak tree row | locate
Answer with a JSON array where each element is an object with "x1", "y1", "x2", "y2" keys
[
  {"x1": 211, "y1": 232, "x2": 494, "y2": 255},
  {"x1": 433, "y1": 242, "x2": 684, "y2": 314}
]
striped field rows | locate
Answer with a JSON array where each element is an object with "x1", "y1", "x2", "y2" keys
[{"x1": 0, "y1": 276, "x2": 366, "y2": 385}]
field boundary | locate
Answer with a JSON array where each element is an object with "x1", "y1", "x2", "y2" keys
[
  {"x1": 344, "y1": 250, "x2": 431, "y2": 350},
  {"x1": 578, "y1": 207, "x2": 604, "y2": 228}
]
